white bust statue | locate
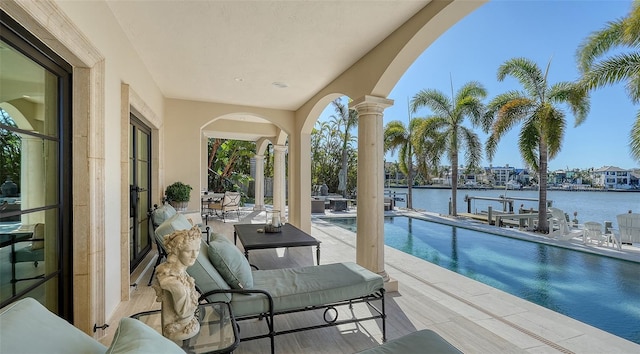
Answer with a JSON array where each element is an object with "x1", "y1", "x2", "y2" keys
[{"x1": 152, "y1": 226, "x2": 201, "y2": 341}]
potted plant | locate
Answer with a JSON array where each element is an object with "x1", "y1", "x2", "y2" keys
[{"x1": 165, "y1": 181, "x2": 192, "y2": 211}]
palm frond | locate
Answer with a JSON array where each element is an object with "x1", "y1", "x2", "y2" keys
[
  {"x1": 628, "y1": 70, "x2": 640, "y2": 104},
  {"x1": 398, "y1": 144, "x2": 410, "y2": 175},
  {"x1": 383, "y1": 120, "x2": 409, "y2": 154},
  {"x1": 581, "y1": 53, "x2": 640, "y2": 95},
  {"x1": 497, "y1": 58, "x2": 545, "y2": 100},
  {"x1": 518, "y1": 119, "x2": 540, "y2": 170},
  {"x1": 411, "y1": 89, "x2": 452, "y2": 117},
  {"x1": 630, "y1": 109, "x2": 640, "y2": 161},
  {"x1": 460, "y1": 126, "x2": 482, "y2": 168},
  {"x1": 549, "y1": 82, "x2": 591, "y2": 125},
  {"x1": 577, "y1": 19, "x2": 626, "y2": 72},
  {"x1": 540, "y1": 107, "x2": 566, "y2": 159},
  {"x1": 456, "y1": 81, "x2": 487, "y2": 102},
  {"x1": 624, "y1": 0, "x2": 640, "y2": 46}
]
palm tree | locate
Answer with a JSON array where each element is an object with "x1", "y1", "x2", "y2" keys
[
  {"x1": 328, "y1": 98, "x2": 358, "y2": 197},
  {"x1": 411, "y1": 81, "x2": 489, "y2": 217},
  {"x1": 384, "y1": 119, "x2": 419, "y2": 209},
  {"x1": 576, "y1": 0, "x2": 640, "y2": 161},
  {"x1": 485, "y1": 57, "x2": 590, "y2": 233}
]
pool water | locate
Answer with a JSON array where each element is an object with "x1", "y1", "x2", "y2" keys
[{"x1": 324, "y1": 216, "x2": 640, "y2": 345}]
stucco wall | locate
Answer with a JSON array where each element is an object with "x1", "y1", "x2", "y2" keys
[{"x1": 53, "y1": 0, "x2": 164, "y2": 318}]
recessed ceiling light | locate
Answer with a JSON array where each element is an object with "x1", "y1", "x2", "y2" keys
[
  {"x1": 272, "y1": 82, "x2": 288, "y2": 89},
  {"x1": 234, "y1": 77, "x2": 244, "y2": 82}
]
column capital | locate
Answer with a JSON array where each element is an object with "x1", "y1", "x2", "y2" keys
[
  {"x1": 349, "y1": 95, "x2": 394, "y2": 113},
  {"x1": 253, "y1": 154, "x2": 264, "y2": 160},
  {"x1": 273, "y1": 144, "x2": 288, "y2": 153}
]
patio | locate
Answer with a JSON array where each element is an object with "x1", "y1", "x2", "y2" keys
[{"x1": 102, "y1": 206, "x2": 640, "y2": 353}]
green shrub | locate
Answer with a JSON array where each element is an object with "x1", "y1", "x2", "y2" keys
[{"x1": 165, "y1": 181, "x2": 192, "y2": 202}]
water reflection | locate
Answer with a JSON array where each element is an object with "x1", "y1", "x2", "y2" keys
[
  {"x1": 450, "y1": 226, "x2": 459, "y2": 272},
  {"x1": 529, "y1": 244, "x2": 554, "y2": 309}
]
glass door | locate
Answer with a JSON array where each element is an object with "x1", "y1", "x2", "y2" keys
[
  {"x1": 0, "y1": 12, "x2": 72, "y2": 316},
  {"x1": 129, "y1": 116, "x2": 151, "y2": 271}
]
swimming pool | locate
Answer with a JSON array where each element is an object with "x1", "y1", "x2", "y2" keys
[{"x1": 323, "y1": 216, "x2": 640, "y2": 345}]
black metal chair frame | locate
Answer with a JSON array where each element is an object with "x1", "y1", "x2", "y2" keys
[
  {"x1": 207, "y1": 191, "x2": 241, "y2": 223},
  {"x1": 198, "y1": 287, "x2": 386, "y2": 354}
]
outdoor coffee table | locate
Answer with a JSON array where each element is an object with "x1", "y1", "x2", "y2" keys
[
  {"x1": 233, "y1": 223, "x2": 321, "y2": 266},
  {"x1": 131, "y1": 301, "x2": 239, "y2": 354}
]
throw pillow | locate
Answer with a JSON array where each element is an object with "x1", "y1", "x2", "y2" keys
[
  {"x1": 207, "y1": 237, "x2": 253, "y2": 289},
  {"x1": 152, "y1": 203, "x2": 177, "y2": 226},
  {"x1": 106, "y1": 317, "x2": 183, "y2": 354},
  {"x1": 154, "y1": 213, "x2": 193, "y2": 240}
]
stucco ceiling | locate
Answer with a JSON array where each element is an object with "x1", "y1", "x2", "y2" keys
[{"x1": 105, "y1": 0, "x2": 431, "y2": 112}]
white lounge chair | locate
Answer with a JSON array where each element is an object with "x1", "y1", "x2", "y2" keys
[
  {"x1": 583, "y1": 221, "x2": 607, "y2": 246},
  {"x1": 617, "y1": 213, "x2": 640, "y2": 244},
  {"x1": 548, "y1": 207, "x2": 583, "y2": 241}
]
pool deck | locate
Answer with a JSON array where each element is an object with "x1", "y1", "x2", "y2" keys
[
  {"x1": 104, "y1": 206, "x2": 640, "y2": 353},
  {"x1": 312, "y1": 207, "x2": 640, "y2": 353}
]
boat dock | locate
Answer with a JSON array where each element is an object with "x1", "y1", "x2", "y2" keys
[{"x1": 461, "y1": 194, "x2": 550, "y2": 229}]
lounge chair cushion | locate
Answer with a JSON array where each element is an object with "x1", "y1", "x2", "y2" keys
[
  {"x1": 0, "y1": 297, "x2": 107, "y2": 354},
  {"x1": 229, "y1": 262, "x2": 383, "y2": 317},
  {"x1": 207, "y1": 236, "x2": 253, "y2": 289},
  {"x1": 354, "y1": 329, "x2": 462, "y2": 354},
  {"x1": 154, "y1": 213, "x2": 192, "y2": 239},
  {"x1": 106, "y1": 318, "x2": 183, "y2": 354},
  {"x1": 187, "y1": 240, "x2": 232, "y2": 302},
  {"x1": 152, "y1": 203, "x2": 177, "y2": 226}
]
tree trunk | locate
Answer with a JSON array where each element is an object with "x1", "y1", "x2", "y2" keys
[
  {"x1": 406, "y1": 152, "x2": 413, "y2": 209},
  {"x1": 451, "y1": 152, "x2": 458, "y2": 216},
  {"x1": 207, "y1": 139, "x2": 222, "y2": 169},
  {"x1": 537, "y1": 141, "x2": 549, "y2": 233},
  {"x1": 340, "y1": 149, "x2": 348, "y2": 198}
]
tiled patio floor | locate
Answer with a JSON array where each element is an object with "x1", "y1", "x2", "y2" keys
[{"x1": 104, "y1": 206, "x2": 640, "y2": 353}]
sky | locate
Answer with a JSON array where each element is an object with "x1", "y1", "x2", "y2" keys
[{"x1": 318, "y1": 0, "x2": 638, "y2": 171}]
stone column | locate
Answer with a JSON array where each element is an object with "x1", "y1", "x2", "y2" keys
[
  {"x1": 273, "y1": 145, "x2": 287, "y2": 219},
  {"x1": 253, "y1": 154, "x2": 265, "y2": 211},
  {"x1": 350, "y1": 95, "x2": 396, "y2": 290}
]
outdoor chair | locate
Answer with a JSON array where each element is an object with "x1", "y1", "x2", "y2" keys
[
  {"x1": 583, "y1": 221, "x2": 607, "y2": 246},
  {"x1": 11, "y1": 223, "x2": 45, "y2": 283},
  {"x1": 617, "y1": 213, "x2": 640, "y2": 244},
  {"x1": 208, "y1": 191, "x2": 241, "y2": 222},
  {"x1": 548, "y1": 207, "x2": 583, "y2": 241},
  {"x1": 147, "y1": 203, "x2": 210, "y2": 285}
]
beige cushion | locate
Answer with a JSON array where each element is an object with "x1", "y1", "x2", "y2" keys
[{"x1": 31, "y1": 223, "x2": 45, "y2": 250}]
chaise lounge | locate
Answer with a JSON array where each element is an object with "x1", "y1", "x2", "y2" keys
[
  {"x1": 152, "y1": 207, "x2": 386, "y2": 354},
  {"x1": 150, "y1": 205, "x2": 463, "y2": 354}
]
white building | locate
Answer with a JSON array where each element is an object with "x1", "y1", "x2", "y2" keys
[{"x1": 592, "y1": 166, "x2": 634, "y2": 190}]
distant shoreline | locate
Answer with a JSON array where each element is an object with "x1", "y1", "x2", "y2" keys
[{"x1": 386, "y1": 185, "x2": 640, "y2": 192}]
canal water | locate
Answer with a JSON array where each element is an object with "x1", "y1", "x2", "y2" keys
[{"x1": 387, "y1": 187, "x2": 640, "y2": 227}]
